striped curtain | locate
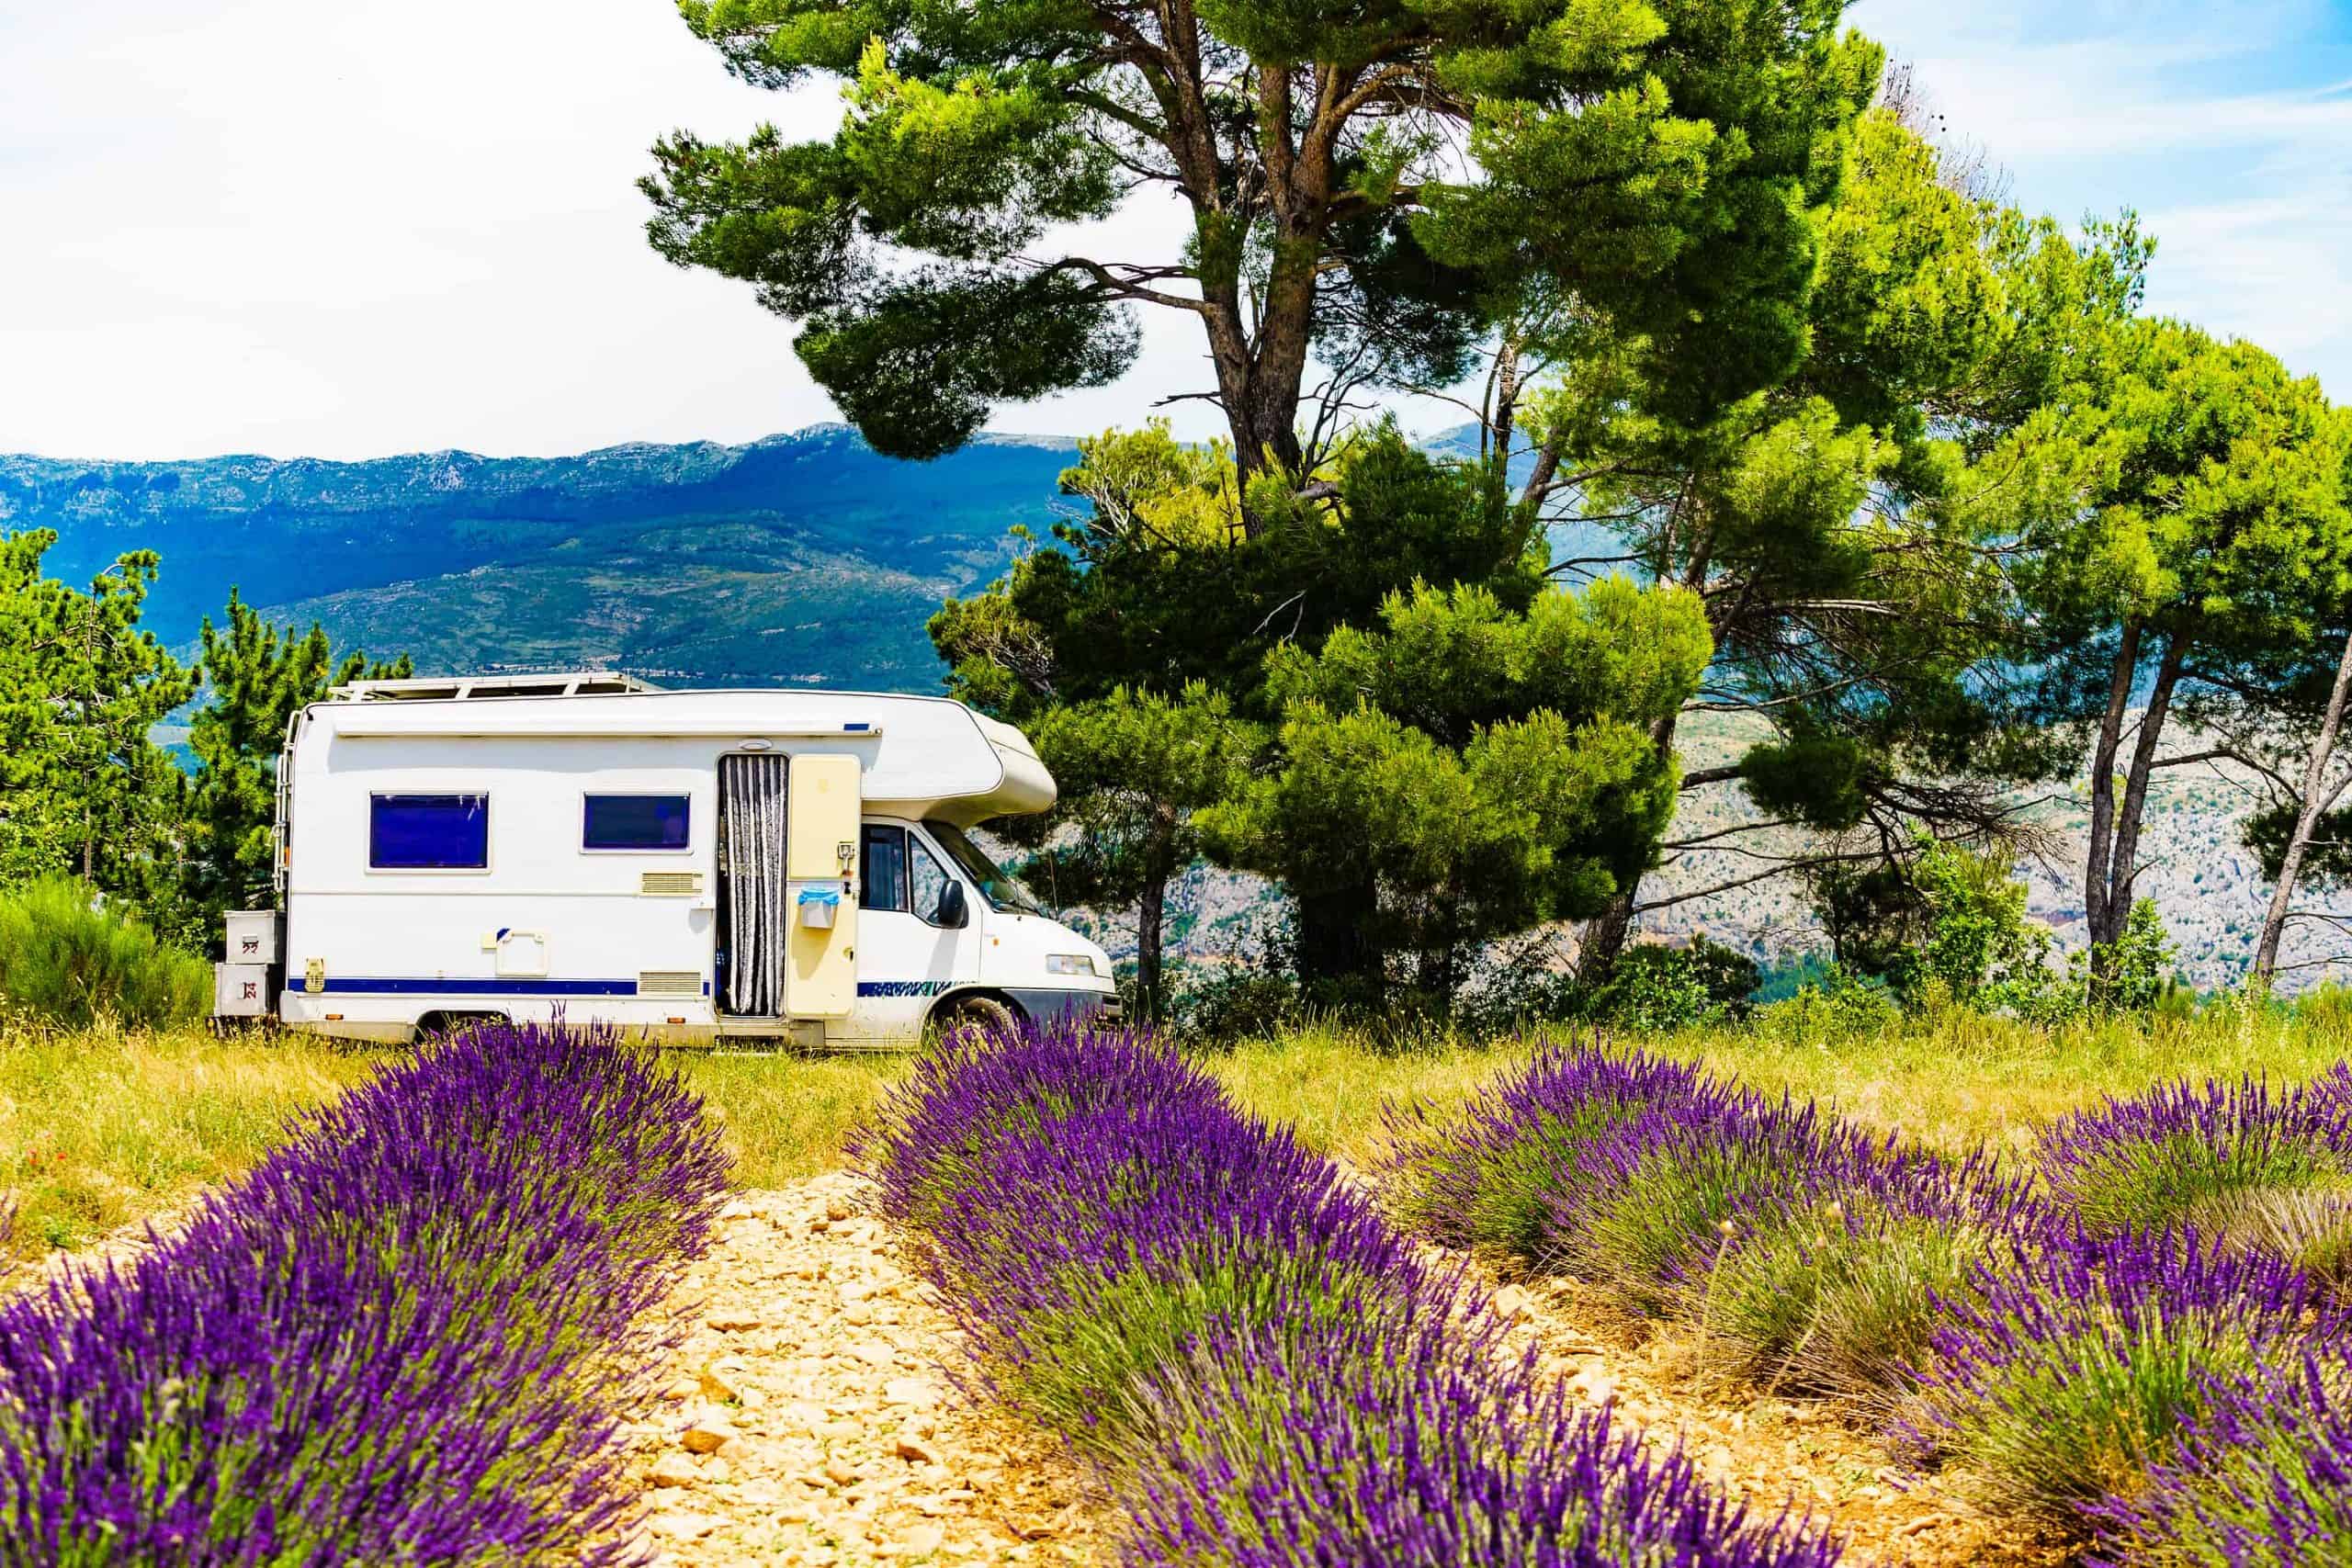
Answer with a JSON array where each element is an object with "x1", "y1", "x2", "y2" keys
[{"x1": 719, "y1": 754, "x2": 789, "y2": 1016}]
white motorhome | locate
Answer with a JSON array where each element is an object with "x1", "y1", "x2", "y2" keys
[{"x1": 210, "y1": 673, "x2": 1118, "y2": 1046}]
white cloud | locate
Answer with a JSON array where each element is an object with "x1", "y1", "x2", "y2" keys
[
  {"x1": 1860, "y1": 0, "x2": 2350, "y2": 396},
  {"x1": 1, "y1": 0, "x2": 2343, "y2": 462}
]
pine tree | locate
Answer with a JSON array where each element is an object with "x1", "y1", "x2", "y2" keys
[
  {"x1": 0, "y1": 533, "x2": 195, "y2": 906},
  {"x1": 179, "y1": 592, "x2": 412, "y2": 942},
  {"x1": 1521, "y1": 106, "x2": 2148, "y2": 973},
  {"x1": 1995, "y1": 324, "x2": 2352, "y2": 997},
  {"x1": 646, "y1": 0, "x2": 1879, "y2": 506}
]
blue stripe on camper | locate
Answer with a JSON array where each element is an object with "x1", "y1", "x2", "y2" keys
[
  {"x1": 302, "y1": 977, "x2": 643, "y2": 997},
  {"x1": 303, "y1": 976, "x2": 954, "y2": 999}
]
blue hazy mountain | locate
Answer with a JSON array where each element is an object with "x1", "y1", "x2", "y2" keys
[{"x1": 0, "y1": 425, "x2": 1080, "y2": 688}]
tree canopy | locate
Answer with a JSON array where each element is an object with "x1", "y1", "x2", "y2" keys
[{"x1": 647, "y1": 0, "x2": 1879, "y2": 501}]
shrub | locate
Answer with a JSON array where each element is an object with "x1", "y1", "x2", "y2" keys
[
  {"x1": 2093, "y1": 898, "x2": 2180, "y2": 1015},
  {"x1": 1381, "y1": 1040, "x2": 1731, "y2": 1259},
  {"x1": 1904, "y1": 1226, "x2": 2333, "y2": 1535},
  {"x1": 2098, "y1": 1349, "x2": 2352, "y2": 1567},
  {"x1": 919, "y1": 1093, "x2": 1422, "y2": 1459},
  {"x1": 0, "y1": 1021, "x2": 730, "y2": 1561},
  {"x1": 1697, "y1": 1167, "x2": 2036, "y2": 1401},
  {"x1": 2037, "y1": 1066, "x2": 2352, "y2": 1279},
  {"x1": 0, "y1": 875, "x2": 209, "y2": 1030},
  {"x1": 1385, "y1": 1039, "x2": 2036, "y2": 1401},
  {"x1": 864, "y1": 1020, "x2": 1842, "y2": 1566},
  {"x1": 1126, "y1": 1312, "x2": 1839, "y2": 1568},
  {"x1": 1749, "y1": 964, "x2": 1901, "y2": 1043}
]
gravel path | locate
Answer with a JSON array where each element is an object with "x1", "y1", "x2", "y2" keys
[
  {"x1": 17, "y1": 1175, "x2": 2064, "y2": 1566},
  {"x1": 620, "y1": 1174, "x2": 1107, "y2": 1567}
]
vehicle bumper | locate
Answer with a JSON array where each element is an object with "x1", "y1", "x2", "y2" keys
[{"x1": 1006, "y1": 987, "x2": 1123, "y2": 1027}]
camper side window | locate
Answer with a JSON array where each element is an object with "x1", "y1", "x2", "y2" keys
[
  {"x1": 582, "y1": 794, "x2": 690, "y2": 852},
  {"x1": 369, "y1": 794, "x2": 489, "y2": 870},
  {"x1": 861, "y1": 825, "x2": 908, "y2": 912}
]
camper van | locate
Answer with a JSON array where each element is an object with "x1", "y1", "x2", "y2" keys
[{"x1": 210, "y1": 673, "x2": 1118, "y2": 1046}]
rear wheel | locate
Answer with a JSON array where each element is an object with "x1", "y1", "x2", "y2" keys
[
  {"x1": 413, "y1": 1010, "x2": 509, "y2": 1042},
  {"x1": 927, "y1": 992, "x2": 1020, "y2": 1041}
]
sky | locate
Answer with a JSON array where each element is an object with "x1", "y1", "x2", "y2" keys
[{"x1": 1, "y1": 0, "x2": 2346, "y2": 462}]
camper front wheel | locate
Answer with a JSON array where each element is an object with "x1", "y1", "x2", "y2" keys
[{"x1": 929, "y1": 992, "x2": 1020, "y2": 1039}]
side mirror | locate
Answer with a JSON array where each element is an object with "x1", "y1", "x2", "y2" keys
[{"x1": 937, "y1": 881, "x2": 969, "y2": 929}]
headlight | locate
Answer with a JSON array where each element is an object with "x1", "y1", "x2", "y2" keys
[{"x1": 1046, "y1": 953, "x2": 1099, "y2": 977}]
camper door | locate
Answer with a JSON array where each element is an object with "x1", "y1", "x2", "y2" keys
[
  {"x1": 783, "y1": 754, "x2": 858, "y2": 1018},
  {"x1": 716, "y1": 750, "x2": 859, "y2": 1020}
]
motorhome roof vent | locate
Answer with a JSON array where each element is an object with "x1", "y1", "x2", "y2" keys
[
  {"x1": 326, "y1": 672, "x2": 659, "y2": 703},
  {"x1": 637, "y1": 971, "x2": 703, "y2": 998},
  {"x1": 639, "y1": 871, "x2": 704, "y2": 897}
]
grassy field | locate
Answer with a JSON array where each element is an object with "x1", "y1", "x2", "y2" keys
[{"x1": 10, "y1": 1000, "x2": 2352, "y2": 1266}]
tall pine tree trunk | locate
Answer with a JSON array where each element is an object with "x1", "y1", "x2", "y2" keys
[
  {"x1": 1579, "y1": 708, "x2": 1684, "y2": 978},
  {"x1": 1136, "y1": 872, "x2": 1168, "y2": 1021},
  {"x1": 1295, "y1": 884, "x2": 1383, "y2": 1004},
  {"x1": 2254, "y1": 626, "x2": 2352, "y2": 987},
  {"x1": 2086, "y1": 631, "x2": 2183, "y2": 996}
]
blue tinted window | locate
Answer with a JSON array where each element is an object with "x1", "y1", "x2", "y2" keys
[
  {"x1": 583, "y1": 794, "x2": 691, "y2": 851},
  {"x1": 370, "y1": 794, "x2": 488, "y2": 869}
]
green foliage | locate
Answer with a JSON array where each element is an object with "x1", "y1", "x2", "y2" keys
[
  {"x1": 2244, "y1": 800, "x2": 2352, "y2": 886},
  {"x1": 179, "y1": 592, "x2": 410, "y2": 951},
  {"x1": 1528, "y1": 108, "x2": 2150, "y2": 955},
  {"x1": 940, "y1": 425, "x2": 1708, "y2": 1012},
  {"x1": 1165, "y1": 964, "x2": 1302, "y2": 1050},
  {"x1": 650, "y1": 0, "x2": 1878, "y2": 483},
  {"x1": 2094, "y1": 899, "x2": 2180, "y2": 1017},
  {"x1": 1587, "y1": 938, "x2": 1760, "y2": 1032},
  {"x1": 0, "y1": 877, "x2": 209, "y2": 1031},
  {"x1": 1748, "y1": 964, "x2": 1902, "y2": 1043},
  {"x1": 1805, "y1": 838, "x2": 2087, "y2": 1021},
  {"x1": 1198, "y1": 573, "x2": 1710, "y2": 1006},
  {"x1": 0, "y1": 531, "x2": 196, "y2": 909},
  {"x1": 1009, "y1": 684, "x2": 1262, "y2": 1020}
]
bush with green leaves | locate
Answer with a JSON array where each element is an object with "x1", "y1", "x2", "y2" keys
[
  {"x1": 1751, "y1": 964, "x2": 1903, "y2": 1043},
  {"x1": 0, "y1": 876, "x2": 209, "y2": 1030}
]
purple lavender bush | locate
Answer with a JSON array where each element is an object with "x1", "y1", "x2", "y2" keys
[
  {"x1": 2096, "y1": 1349, "x2": 2352, "y2": 1566},
  {"x1": 917, "y1": 1092, "x2": 1430, "y2": 1460},
  {"x1": 1692, "y1": 1143, "x2": 2038, "y2": 1400},
  {"x1": 1903, "y1": 1224, "x2": 2333, "y2": 1536},
  {"x1": 2037, "y1": 1067, "x2": 2352, "y2": 1281},
  {"x1": 1382, "y1": 1040, "x2": 1735, "y2": 1258},
  {"x1": 857, "y1": 1021, "x2": 1233, "y2": 1233},
  {"x1": 865, "y1": 1020, "x2": 1842, "y2": 1565},
  {"x1": 1125, "y1": 1305, "x2": 1842, "y2": 1568},
  {"x1": 0, "y1": 1021, "x2": 730, "y2": 1564},
  {"x1": 1391, "y1": 1042, "x2": 2037, "y2": 1401}
]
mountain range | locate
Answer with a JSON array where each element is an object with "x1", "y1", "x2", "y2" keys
[{"x1": 0, "y1": 425, "x2": 1080, "y2": 688}]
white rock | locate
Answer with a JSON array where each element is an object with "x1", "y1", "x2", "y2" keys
[
  {"x1": 884, "y1": 1377, "x2": 941, "y2": 1408},
  {"x1": 646, "y1": 1451, "x2": 699, "y2": 1489}
]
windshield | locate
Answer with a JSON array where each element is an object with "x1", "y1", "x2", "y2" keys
[{"x1": 922, "y1": 820, "x2": 1044, "y2": 916}]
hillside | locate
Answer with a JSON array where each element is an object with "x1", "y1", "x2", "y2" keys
[
  {"x1": 10, "y1": 424, "x2": 2324, "y2": 987},
  {"x1": 0, "y1": 426, "x2": 1078, "y2": 688}
]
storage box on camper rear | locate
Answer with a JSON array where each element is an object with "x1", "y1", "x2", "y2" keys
[
  {"x1": 214, "y1": 963, "x2": 270, "y2": 1017},
  {"x1": 224, "y1": 910, "x2": 279, "y2": 964}
]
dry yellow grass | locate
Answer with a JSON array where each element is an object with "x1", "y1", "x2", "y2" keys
[
  {"x1": 677, "y1": 1052, "x2": 906, "y2": 1188},
  {"x1": 0, "y1": 1024, "x2": 376, "y2": 1263},
  {"x1": 14, "y1": 1001, "x2": 2352, "y2": 1266}
]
